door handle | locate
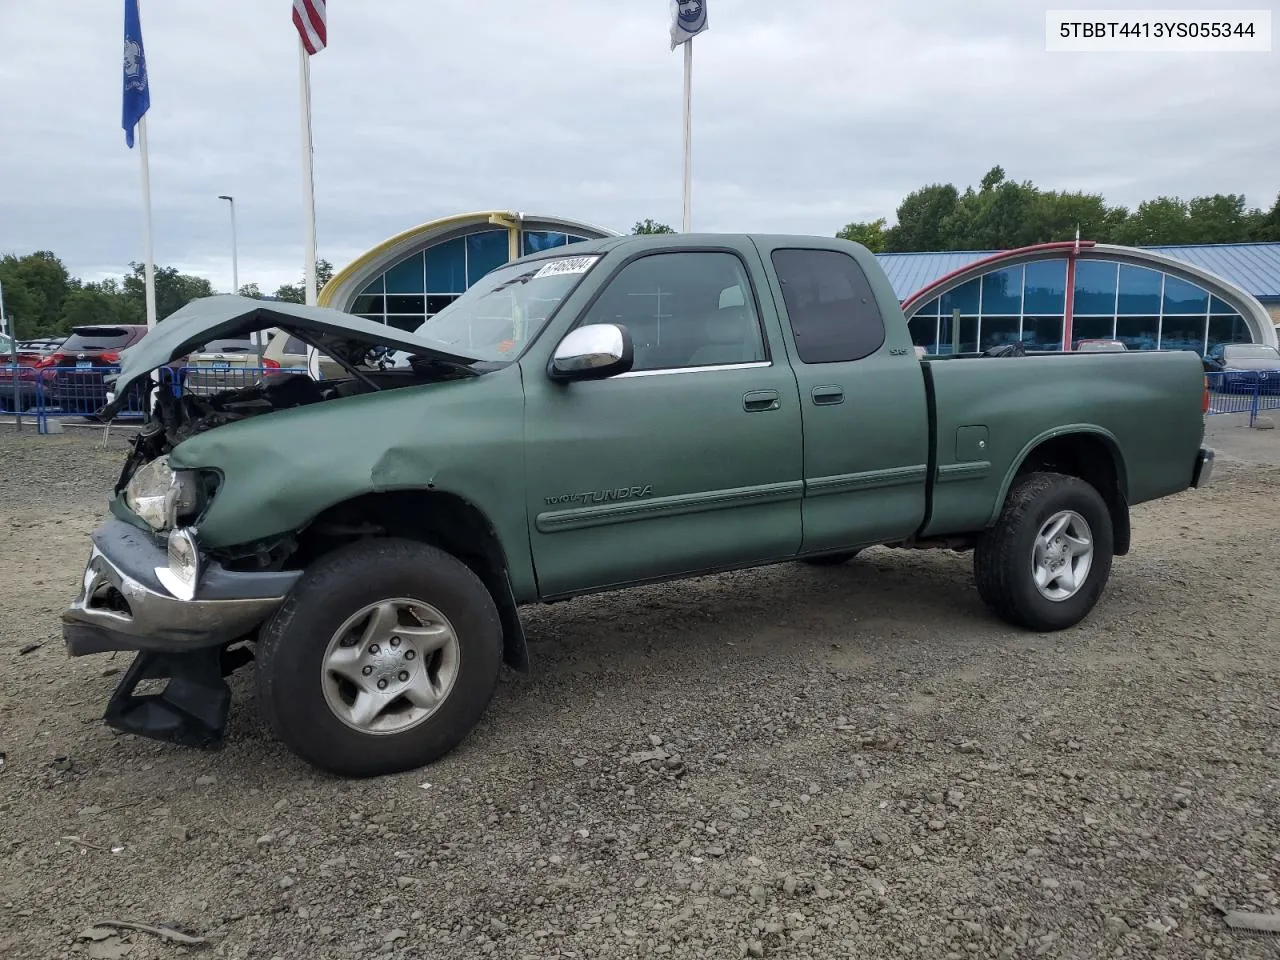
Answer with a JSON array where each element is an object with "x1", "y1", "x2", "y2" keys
[
  {"x1": 812, "y1": 385, "x2": 845, "y2": 405},
  {"x1": 743, "y1": 389, "x2": 780, "y2": 412}
]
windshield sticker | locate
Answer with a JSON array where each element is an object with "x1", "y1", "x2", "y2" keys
[{"x1": 533, "y1": 256, "x2": 598, "y2": 280}]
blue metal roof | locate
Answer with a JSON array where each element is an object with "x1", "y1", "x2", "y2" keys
[{"x1": 875, "y1": 242, "x2": 1280, "y2": 302}]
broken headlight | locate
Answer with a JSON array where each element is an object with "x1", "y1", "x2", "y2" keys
[{"x1": 123, "y1": 456, "x2": 200, "y2": 531}]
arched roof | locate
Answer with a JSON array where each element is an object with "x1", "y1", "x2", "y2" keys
[
  {"x1": 900, "y1": 241, "x2": 1277, "y2": 350},
  {"x1": 319, "y1": 210, "x2": 618, "y2": 311}
]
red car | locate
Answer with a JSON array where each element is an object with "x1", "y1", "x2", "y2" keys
[
  {"x1": 0, "y1": 333, "x2": 58, "y2": 413},
  {"x1": 38, "y1": 325, "x2": 153, "y2": 417}
]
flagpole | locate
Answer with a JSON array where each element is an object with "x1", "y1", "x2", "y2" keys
[
  {"x1": 681, "y1": 39, "x2": 693, "y2": 233},
  {"x1": 298, "y1": 38, "x2": 318, "y2": 307},
  {"x1": 137, "y1": 115, "x2": 157, "y2": 328}
]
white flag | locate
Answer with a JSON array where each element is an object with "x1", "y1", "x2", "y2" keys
[{"x1": 670, "y1": 0, "x2": 708, "y2": 50}]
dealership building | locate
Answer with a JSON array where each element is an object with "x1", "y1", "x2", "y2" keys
[{"x1": 319, "y1": 210, "x2": 1280, "y2": 355}]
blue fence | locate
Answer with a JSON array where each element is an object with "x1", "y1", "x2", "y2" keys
[
  {"x1": 8, "y1": 362, "x2": 1280, "y2": 431},
  {"x1": 0, "y1": 365, "x2": 310, "y2": 433},
  {"x1": 1205, "y1": 370, "x2": 1280, "y2": 426}
]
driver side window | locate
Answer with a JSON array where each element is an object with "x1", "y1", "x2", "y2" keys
[{"x1": 582, "y1": 252, "x2": 766, "y2": 372}]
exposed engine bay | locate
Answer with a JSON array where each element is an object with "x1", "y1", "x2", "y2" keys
[{"x1": 114, "y1": 355, "x2": 477, "y2": 493}]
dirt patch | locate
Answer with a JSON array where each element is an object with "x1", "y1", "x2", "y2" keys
[{"x1": 2, "y1": 426, "x2": 1278, "y2": 959}]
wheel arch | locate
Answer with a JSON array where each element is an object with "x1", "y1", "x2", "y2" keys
[
  {"x1": 297, "y1": 488, "x2": 528, "y2": 671},
  {"x1": 991, "y1": 427, "x2": 1131, "y2": 556}
]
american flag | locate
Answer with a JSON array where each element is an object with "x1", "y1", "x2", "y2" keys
[{"x1": 293, "y1": 0, "x2": 327, "y2": 55}]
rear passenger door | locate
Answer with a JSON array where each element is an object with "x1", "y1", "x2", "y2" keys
[
  {"x1": 522, "y1": 247, "x2": 804, "y2": 597},
  {"x1": 762, "y1": 244, "x2": 932, "y2": 554}
]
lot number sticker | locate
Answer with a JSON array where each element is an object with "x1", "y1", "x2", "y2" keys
[{"x1": 533, "y1": 256, "x2": 599, "y2": 280}]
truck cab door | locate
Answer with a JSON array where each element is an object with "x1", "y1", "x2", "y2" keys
[
  {"x1": 521, "y1": 248, "x2": 803, "y2": 599},
  {"x1": 759, "y1": 242, "x2": 931, "y2": 554}
]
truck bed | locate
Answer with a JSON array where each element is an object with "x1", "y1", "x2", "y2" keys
[{"x1": 918, "y1": 349, "x2": 1206, "y2": 538}]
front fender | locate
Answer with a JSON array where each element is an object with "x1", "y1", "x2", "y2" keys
[{"x1": 167, "y1": 370, "x2": 534, "y2": 594}]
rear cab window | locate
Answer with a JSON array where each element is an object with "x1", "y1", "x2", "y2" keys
[{"x1": 770, "y1": 249, "x2": 886, "y2": 363}]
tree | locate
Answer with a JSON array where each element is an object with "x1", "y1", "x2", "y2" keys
[
  {"x1": 1254, "y1": 192, "x2": 1280, "y2": 242},
  {"x1": 0, "y1": 251, "x2": 72, "y2": 336},
  {"x1": 883, "y1": 184, "x2": 959, "y2": 252},
  {"x1": 273, "y1": 259, "x2": 335, "y2": 304},
  {"x1": 867, "y1": 169, "x2": 1275, "y2": 252},
  {"x1": 836, "y1": 218, "x2": 888, "y2": 252},
  {"x1": 632, "y1": 219, "x2": 676, "y2": 235},
  {"x1": 121, "y1": 262, "x2": 215, "y2": 322},
  {"x1": 237, "y1": 282, "x2": 263, "y2": 298},
  {"x1": 60, "y1": 281, "x2": 126, "y2": 330}
]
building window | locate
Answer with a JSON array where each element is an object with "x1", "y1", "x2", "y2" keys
[
  {"x1": 1162, "y1": 276, "x2": 1210, "y2": 315},
  {"x1": 1206, "y1": 313, "x2": 1251, "y2": 354},
  {"x1": 908, "y1": 315, "x2": 937, "y2": 353},
  {"x1": 522, "y1": 230, "x2": 591, "y2": 256},
  {"x1": 1073, "y1": 260, "x2": 1118, "y2": 314},
  {"x1": 1159, "y1": 313, "x2": 1205, "y2": 353},
  {"x1": 981, "y1": 267, "x2": 1023, "y2": 315},
  {"x1": 1072, "y1": 316, "x2": 1115, "y2": 344},
  {"x1": 1022, "y1": 316, "x2": 1063, "y2": 351},
  {"x1": 1117, "y1": 265, "x2": 1162, "y2": 314},
  {"x1": 426, "y1": 237, "x2": 467, "y2": 295},
  {"x1": 771, "y1": 249, "x2": 887, "y2": 364},
  {"x1": 466, "y1": 230, "x2": 509, "y2": 286},
  {"x1": 905, "y1": 257, "x2": 1257, "y2": 358},
  {"x1": 1023, "y1": 260, "x2": 1066, "y2": 314},
  {"x1": 979, "y1": 316, "x2": 1019, "y2": 351},
  {"x1": 940, "y1": 278, "x2": 980, "y2": 316},
  {"x1": 1115, "y1": 315, "x2": 1159, "y2": 351}
]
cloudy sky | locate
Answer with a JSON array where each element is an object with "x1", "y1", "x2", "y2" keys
[{"x1": 1, "y1": 1, "x2": 1276, "y2": 293}]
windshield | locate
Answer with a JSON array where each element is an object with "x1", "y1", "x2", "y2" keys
[
  {"x1": 0, "y1": 333, "x2": 13, "y2": 355},
  {"x1": 411, "y1": 254, "x2": 602, "y2": 362}
]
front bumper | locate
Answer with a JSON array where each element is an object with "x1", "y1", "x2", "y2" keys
[
  {"x1": 62, "y1": 518, "x2": 301, "y2": 656},
  {"x1": 1192, "y1": 446, "x2": 1215, "y2": 489}
]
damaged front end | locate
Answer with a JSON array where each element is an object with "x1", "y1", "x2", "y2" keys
[{"x1": 70, "y1": 295, "x2": 488, "y2": 750}]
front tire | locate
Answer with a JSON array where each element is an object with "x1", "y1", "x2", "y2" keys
[
  {"x1": 255, "y1": 538, "x2": 503, "y2": 778},
  {"x1": 974, "y1": 472, "x2": 1113, "y2": 632}
]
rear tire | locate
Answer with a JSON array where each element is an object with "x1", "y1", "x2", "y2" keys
[
  {"x1": 974, "y1": 472, "x2": 1113, "y2": 631},
  {"x1": 800, "y1": 550, "x2": 861, "y2": 567},
  {"x1": 255, "y1": 538, "x2": 503, "y2": 778}
]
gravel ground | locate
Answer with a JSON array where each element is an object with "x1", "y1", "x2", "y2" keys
[{"x1": 2, "y1": 421, "x2": 1279, "y2": 960}]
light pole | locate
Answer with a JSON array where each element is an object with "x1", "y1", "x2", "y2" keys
[
  {"x1": 217, "y1": 195, "x2": 239, "y2": 294},
  {"x1": 218, "y1": 194, "x2": 262, "y2": 367}
]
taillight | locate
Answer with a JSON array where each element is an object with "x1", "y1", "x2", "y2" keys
[
  {"x1": 262, "y1": 358, "x2": 281, "y2": 370},
  {"x1": 100, "y1": 351, "x2": 121, "y2": 364},
  {"x1": 1203, "y1": 376, "x2": 1210, "y2": 413},
  {"x1": 35, "y1": 353, "x2": 61, "y2": 368}
]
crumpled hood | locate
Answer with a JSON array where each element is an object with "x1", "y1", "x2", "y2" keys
[{"x1": 105, "y1": 295, "x2": 473, "y2": 403}]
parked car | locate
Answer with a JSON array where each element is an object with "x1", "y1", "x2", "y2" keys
[
  {"x1": 20, "y1": 338, "x2": 64, "y2": 356},
  {"x1": 261, "y1": 327, "x2": 345, "y2": 380},
  {"x1": 0, "y1": 334, "x2": 62, "y2": 411},
  {"x1": 182, "y1": 336, "x2": 274, "y2": 397},
  {"x1": 1203, "y1": 343, "x2": 1280, "y2": 394},
  {"x1": 1075, "y1": 339, "x2": 1127, "y2": 353},
  {"x1": 38, "y1": 325, "x2": 152, "y2": 416},
  {"x1": 63, "y1": 235, "x2": 1214, "y2": 778}
]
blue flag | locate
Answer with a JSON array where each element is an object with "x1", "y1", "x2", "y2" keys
[{"x1": 122, "y1": 0, "x2": 150, "y2": 148}]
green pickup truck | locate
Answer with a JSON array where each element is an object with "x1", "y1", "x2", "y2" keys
[{"x1": 63, "y1": 234, "x2": 1214, "y2": 777}]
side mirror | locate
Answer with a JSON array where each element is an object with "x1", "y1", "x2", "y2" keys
[{"x1": 549, "y1": 323, "x2": 634, "y2": 382}]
